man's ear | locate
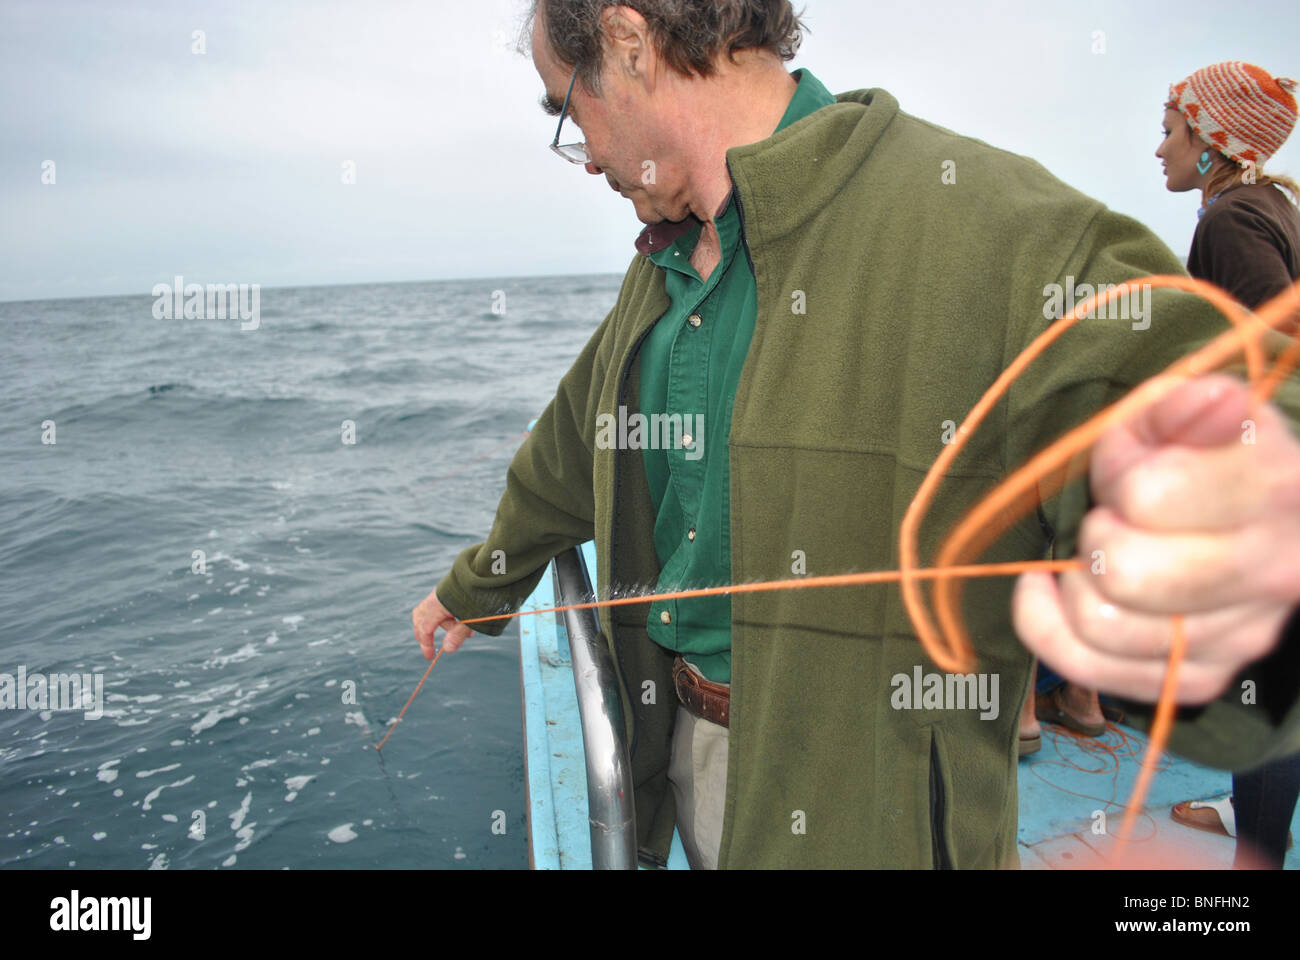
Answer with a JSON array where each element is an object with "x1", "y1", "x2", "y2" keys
[{"x1": 600, "y1": 5, "x2": 654, "y2": 86}]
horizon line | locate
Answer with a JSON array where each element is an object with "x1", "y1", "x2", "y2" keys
[{"x1": 0, "y1": 268, "x2": 627, "y2": 308}]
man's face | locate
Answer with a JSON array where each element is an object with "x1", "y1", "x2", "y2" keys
[
  {"x1": 531, "y1": 16, "x2": 687, "y2": 224},
  {"x1": 1155, "y1": 108, "x2": 1206, "y2": 193}
]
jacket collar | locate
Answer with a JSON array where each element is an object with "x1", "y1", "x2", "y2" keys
[
  {"x1": 633, "y1": 87, "x2": 899, "y2": 256},
  {"x1": 724, "y1": 88, "x2": 899, "y2": 243}
]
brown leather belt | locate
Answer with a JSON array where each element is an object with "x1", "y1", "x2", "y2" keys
[{"x1": 673, "y1": 655, "x2": 730, "y2": 728}]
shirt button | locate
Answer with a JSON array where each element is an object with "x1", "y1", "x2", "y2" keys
[
  {"x1": 681, "y1": 433, "x2": 693, "y2": 447},
  {"x1": 687, "y1": 314, "x2": 702, "y2": 328},
  {"x1": 660, "y1": 610, "x2": 672, "y2": 624},
  {"x1": 687, "y1": 527, "x2": 696, "y2": 541}
]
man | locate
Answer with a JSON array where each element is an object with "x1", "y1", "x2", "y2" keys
[{"x1": 413, "y1": 1, "x2": 1300, "y2": 868}]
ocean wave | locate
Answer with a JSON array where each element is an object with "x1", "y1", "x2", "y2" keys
[
  {"x1": 51, "y1": 386, "x2": 311, "y2": 427},
  {"x1": 310, "y1": 359, "x2": 429, "y2": 388}
]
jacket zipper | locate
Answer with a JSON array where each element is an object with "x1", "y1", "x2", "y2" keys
[
  {"x1": 727, "y1": 162, "x2": 756, "y2": 278},
  {"x1": 614, "y1": 322, "x2": 663, "y2": 871},
  {"x1": 611, "y1": 319, "x2": 659, "y2": 759},
  {"x1": 929, "y1": 731, "x2": 953, "y2": 869},
  {"x1": 723, "y1": 161, "x2": 754, "y2": 750}
]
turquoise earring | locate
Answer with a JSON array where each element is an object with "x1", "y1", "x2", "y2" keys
[{"x1": 1197, "y1": 150, "x2": 1213, "y2": 175}]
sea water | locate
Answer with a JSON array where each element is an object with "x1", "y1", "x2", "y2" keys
[{"x1": 0, "y1": 274, "x2": 618, "y2": 868}]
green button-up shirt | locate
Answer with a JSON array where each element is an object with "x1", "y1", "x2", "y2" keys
[{"x1": 638, "y1": 69, "x2": 836, "y2": 683}]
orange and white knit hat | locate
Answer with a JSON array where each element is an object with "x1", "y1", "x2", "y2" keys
[{"x1": 1165, "y1": 61, "x2": 1298, "y2": 168}]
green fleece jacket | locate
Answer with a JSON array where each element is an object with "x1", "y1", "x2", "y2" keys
[{"x1": 436, "y1": 87, "x2": 1300, "y2": 868}]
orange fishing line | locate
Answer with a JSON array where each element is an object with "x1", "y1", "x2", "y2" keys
[
  {"x1": 461, "y1": 558, "x2": 1081, "y2": 624},
  {"x1": 378, "y1": 561, "x2": 1080, "y2": 750},
  {"x1": 1026, "y1": 720, "x2": 1168, "y2": 852},
  {"x1": 1253, "y1": 283, "x2": 1300, "y2": 403},
  {"x1": 374, "y1": 648, "x2": 441, "y2": 751},
  {"x1": 1111, "y1": 615, "x2": 1186, "y2": 861},
  {"x1": 904, "y1": 275, "x2": 1263, "y2": 677},
  {"x1": 912, "y1": 277, "x2": 1296, "y2": 865},
  {"x1": 389, "y1": 274, "x2": 1300, "y2": 869}
]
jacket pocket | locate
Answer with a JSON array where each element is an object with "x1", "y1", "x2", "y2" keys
[{"x1": 929, "y1": 729, "x2": 953, "y2": 869}]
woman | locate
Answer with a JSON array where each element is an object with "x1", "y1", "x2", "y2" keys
[{"x1": 1155, "y1": 60, "x2": 1300, "y2": 869}]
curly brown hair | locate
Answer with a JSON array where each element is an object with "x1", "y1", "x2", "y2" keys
[{"x1": 525, "y1": 0, "x2": 806, "y2": 93}]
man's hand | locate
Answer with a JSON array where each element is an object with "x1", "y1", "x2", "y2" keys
[
  {"x1": 412, "y1": 587, "x2": 475, "y2": 658},
  {"x1": 1012, "y1": 374, "x2": 1300, "y2": 704}
]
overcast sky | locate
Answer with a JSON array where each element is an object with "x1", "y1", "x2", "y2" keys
[{"x1": 2, "y1": 0, "x2": 1298, "y2": 303}]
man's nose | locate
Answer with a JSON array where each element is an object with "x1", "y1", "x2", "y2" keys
[{"x1": 584, "y1": 160, "x2": 602, "y2": 175}]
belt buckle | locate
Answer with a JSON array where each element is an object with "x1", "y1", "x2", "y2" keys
[
  {"x1": 672, "y1": 656, "x2": 693, "y2": 696},
  {"x1": 673, "y1": 656, "x2": 728, "y2": 728}
]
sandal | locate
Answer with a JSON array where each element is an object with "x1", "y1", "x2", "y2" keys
[
  {"x1": 1171, "y1": 795, "x2": 1294, "y2": 848},
  {"x1": 1171, "y1": 795, "x2": 1236, "y2": 837},
  {"x1": 1019, "y1": 733, "x2": 1041, "y2": 757}
]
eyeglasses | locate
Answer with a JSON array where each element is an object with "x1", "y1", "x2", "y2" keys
[{"x1": 550, "y1": 67, "x2": 591, "y2": 164}]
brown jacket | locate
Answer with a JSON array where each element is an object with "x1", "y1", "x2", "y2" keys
[{"x1": 1187, "y1": 182, "x2": 1300, "y2": 311}]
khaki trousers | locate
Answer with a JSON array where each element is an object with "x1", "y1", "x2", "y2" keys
[{"x1": 667, "y1": 700, "x2": 731, "y2": 870}]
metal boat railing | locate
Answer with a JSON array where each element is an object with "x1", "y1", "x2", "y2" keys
[{"x1": 550, "y1": 546, "x2": 638, "y2": 869}]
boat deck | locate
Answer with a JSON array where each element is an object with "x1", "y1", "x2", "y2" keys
[
  {"x1": 521, "y1": 542, "x2": 1297, "y2": 869},
  {"x1": 1018, "y1": 725, "x2": 1298, "y2": 869}
]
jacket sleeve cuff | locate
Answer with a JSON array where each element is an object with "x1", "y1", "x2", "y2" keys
[
  {"x1": 435, "y1": 565, "x2": 512, "y2": 638},
  {"x1": 434, "y1": 540, "x2": 556, "y2": 639},
  {"x1": 1119, "y1": 604, "x2": 1300, "y2": 770}
]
